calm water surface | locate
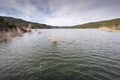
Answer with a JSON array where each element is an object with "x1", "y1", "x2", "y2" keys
[{"x1": 0, "y1": 29, "x2": 120, "y2": 80}]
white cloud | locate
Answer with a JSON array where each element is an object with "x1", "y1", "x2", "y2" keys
[{"x1": 0, "y1": 0, "x2": 120, "y2": 26}]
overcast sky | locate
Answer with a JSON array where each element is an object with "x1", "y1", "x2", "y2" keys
[{"x1": 0, "y1": 0, "x2": 120, "y2": 26}]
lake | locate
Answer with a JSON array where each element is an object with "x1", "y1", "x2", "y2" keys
[{"x1": 0, "y1": 29, "x2": 120, "y2": 80}]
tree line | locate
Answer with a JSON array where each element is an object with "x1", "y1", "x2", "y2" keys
[{"x1": 0, "y1": 16, "x2": 17, "y2": 31}]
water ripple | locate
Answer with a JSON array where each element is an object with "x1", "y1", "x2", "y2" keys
[{"x1": 0, "y1": 29, "x2": 120, "y2": 80}]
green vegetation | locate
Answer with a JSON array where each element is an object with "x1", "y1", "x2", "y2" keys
[
  {"x1": 0, "y1": 16, "x2": 52, "y2": 29},
  {"x1": 1, "y1": 16, "x2": 120, "y2": 30},
  {"x1": 0, "y1": 16, "x2": 17, "y2": 31},
  {"x1": 0, "y1": 16, "x2": 52, "y2": 41},
  {"x1": 71, "y1": 18, "x2": 120, "y2": 29}
]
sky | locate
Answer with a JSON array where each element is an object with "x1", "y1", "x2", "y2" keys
[{"x1": 0, "y1": 0, "x2": 120, "y2": 26}]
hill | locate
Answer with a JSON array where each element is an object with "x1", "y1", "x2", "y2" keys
[
  {"x1": 71, "y1": 18, "x2": 120, "y2": 29},
  {"x1": 0, "y1": 16, "x2": 52, "y2": 29}
]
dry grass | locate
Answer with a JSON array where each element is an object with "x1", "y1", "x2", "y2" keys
[
  {"x1": 0, "y1": 27, "x2": 23, "y2": 42},
  {"x1": 98, "y1": 26, "x2": 120, "y2": 32},
  {"x1": 48, "y1": 34, "x2": 58, "y2": 43}
]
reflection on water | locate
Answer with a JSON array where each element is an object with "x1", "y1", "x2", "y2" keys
[{"x1": 0, "y1": 29, "x2": 120, "y2": 80}]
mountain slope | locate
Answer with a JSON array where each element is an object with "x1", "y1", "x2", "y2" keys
[
  {"x1": 0, "y1": 16, "x2": 52, "y2": 29},
  {"x1": 71, "y1": 18, "x2": 120, "y2": 29}
]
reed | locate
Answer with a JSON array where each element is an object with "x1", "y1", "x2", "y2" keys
[
  {"x1": 0, "y1": 27, "x2": 24, "y2": 42},
  {"x1": 0, "y1": 31, "x2": 11, "y2": 42},
  {"x1": 48, "y1": 34, "x2": 58, "y2": 43}
]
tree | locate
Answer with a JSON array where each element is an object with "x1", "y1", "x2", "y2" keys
[{"x1": 0, "y1": 17, "x2": 5, "y2": 30}]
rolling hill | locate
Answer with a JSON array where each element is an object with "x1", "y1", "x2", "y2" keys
[
  {"x1": 0, "y1": 16, "x2": 52, "y2": 29},
  {"x1": 71, "y1": 18, "x2": 120, "y2": 29}
]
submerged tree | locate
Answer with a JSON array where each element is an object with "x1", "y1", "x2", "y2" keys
[{"x1": 28, "y1": 23, "x2": 32, "y2": 29}]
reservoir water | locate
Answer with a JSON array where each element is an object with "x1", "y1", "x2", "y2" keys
[{"x1": 0, "y1": 29, "x2": 120, "y2": 80}]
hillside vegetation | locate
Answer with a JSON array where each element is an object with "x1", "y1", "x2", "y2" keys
[
  {"x1": 0, "y1": 16, "x2": 52, "y2": 41},
  {"x1": 0, "y1": 16, "x2": 52, "y2": 29},
  {"x1": 71, "y1": 18, "x2": 120, "y2": 29}
]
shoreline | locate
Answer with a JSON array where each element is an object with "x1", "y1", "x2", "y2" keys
[
  {"x1": 98, "y1": 27, "x2": 120, "y2": 32},
  {"x1": 0, "y1": 27, "x2": 31, "y2": 42}
]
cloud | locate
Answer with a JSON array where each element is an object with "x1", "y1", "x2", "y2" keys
[{"x1": 0, "y1": 0, "x2": 120, "y2": 26}]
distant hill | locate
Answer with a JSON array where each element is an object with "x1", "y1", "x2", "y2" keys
[
  {"x1": 0, "y1": 16, "x2": 52, "y2": 29},
  {"x1": 71, "y1": 18, "x2": 120, "y2": 29},
  {"x1": 1, "y1": 16, "x2": 120, "y2": 29}
]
